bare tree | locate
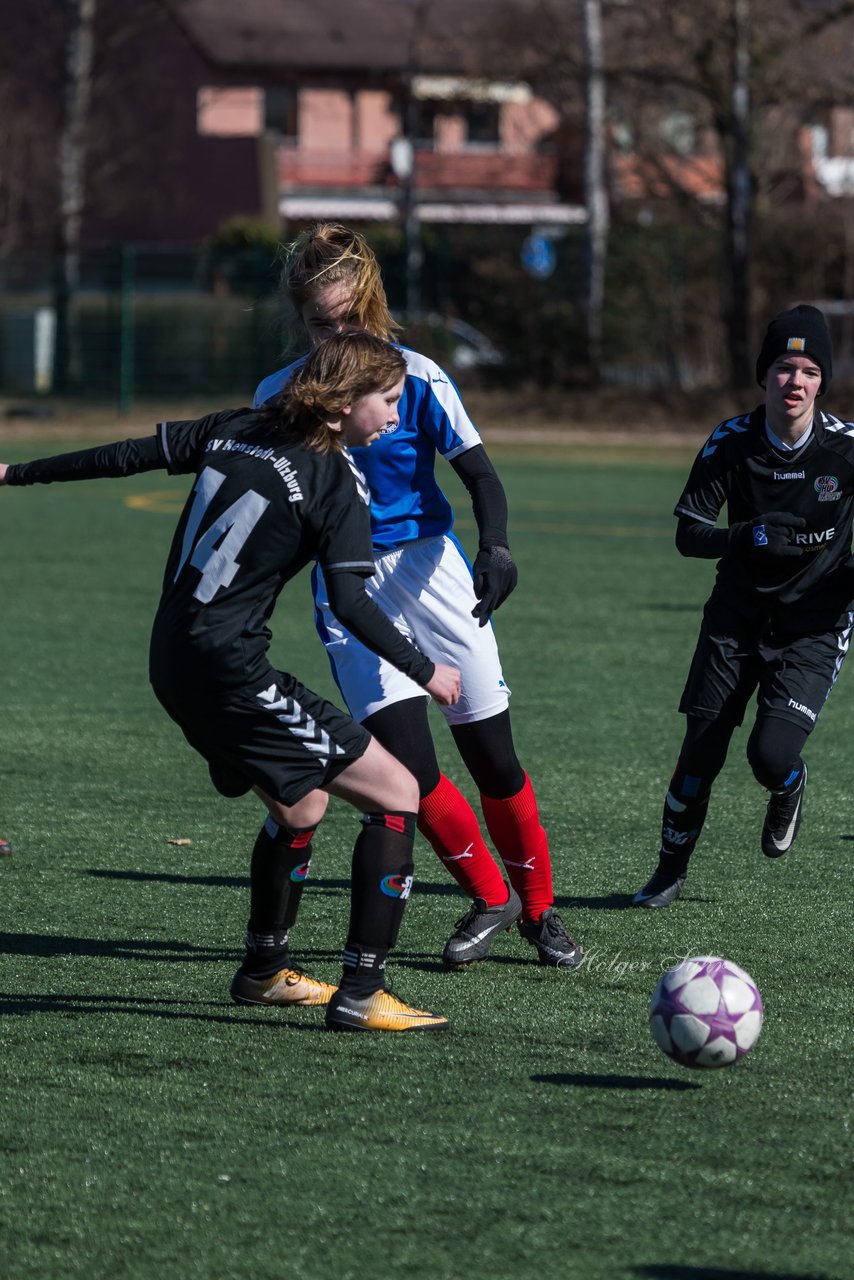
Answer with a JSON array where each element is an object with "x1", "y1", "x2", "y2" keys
[
  {"x1": 607, "y1": 0, "x2": 854, "y2": 385},
  {"x1": 467, "y1": 0, "x2": 854, "y2": 387},
  {"x1": 0, "y1": 6, "x2": 65, "y2": 257},
  {"x1": 0, "y1": 0, "x2": 204, "y2": 389},
  {"x1": 0, "y1": 84, "x2": 53, "y2": 258},
  {"x1": 53, "y1": 0, "x2": 97, "y2": 391},
  {"x1": 580, "y1": 0, "x2": 609, "y2": 383},
  {"x1": 728, "y1": 0, "x2": 752, "y2": 386}
]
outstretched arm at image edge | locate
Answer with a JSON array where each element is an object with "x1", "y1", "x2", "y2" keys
[{"x1": 1, "y1": 435, "x2": 165, "y2": 487}]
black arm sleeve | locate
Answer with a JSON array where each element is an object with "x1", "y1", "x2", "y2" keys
[
  {"x1": 326, "y1": 570, "x2": 435, "y2": 687},
  {"x1": 675, "y1": 516, "x2": 731, "y2": 559},
  {"x1": 6, "y1": 435, "x2": 165, "y2": 486},
  {"x1": 449, "y1": 444, "x2": 510, "y2": 547}
]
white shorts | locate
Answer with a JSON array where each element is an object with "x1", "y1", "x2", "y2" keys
[{"x1": 314, "y1": 534, "x2": 511, "y2": 726}]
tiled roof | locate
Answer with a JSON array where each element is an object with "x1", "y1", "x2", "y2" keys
[{"x1": 175, "y1": 0, "x2": 516, "y2": 76}]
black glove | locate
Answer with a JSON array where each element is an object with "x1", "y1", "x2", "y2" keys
[
  {"x1": 731, "y1": 511, "x2": 806, "y2": 558},
  {"x1": 471, "y1": 545, "x2": 518, "y2": 625}
]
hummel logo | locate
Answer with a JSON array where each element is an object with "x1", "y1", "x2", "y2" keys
[
  {"x1": 701, "y1": 416, "x2": 749, "y2": 459},
  {"x1": 342, "y1": 451, "x2": 371, "y2": 505},
  {"x1": 257, "y1": 684, "x2": 345, "y2": 765}
]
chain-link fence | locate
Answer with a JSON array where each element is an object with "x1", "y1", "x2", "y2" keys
[
  {"x1": 1, "y1": 227, "x2": 852, "y2": 411},
  {"x1": 0, "y1": 245, "x2": 288, "y2": 409}
]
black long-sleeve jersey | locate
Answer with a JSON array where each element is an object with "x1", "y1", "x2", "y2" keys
[
  {"x1": 674, "y1": 405, "x2": 854, "y2": 618},
  {"x1": 7, "y1": 409, "x2": 435, "y2": 693}
]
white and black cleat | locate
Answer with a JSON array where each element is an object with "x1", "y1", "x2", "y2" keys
[{"x1": 761, "y1": 763, "x2": 807, "y2": 858}]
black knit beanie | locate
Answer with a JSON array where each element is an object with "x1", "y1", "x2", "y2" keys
[{"x1": 756, "y1": 304, "x2": 832, "y2": 394}]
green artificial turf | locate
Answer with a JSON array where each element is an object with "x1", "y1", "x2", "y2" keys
[{"x1": 0, "y1": 438, "x2": 850, "y2": 1280}]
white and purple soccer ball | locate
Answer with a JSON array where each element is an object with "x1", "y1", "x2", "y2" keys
[{"x1": 649, "y1": 956, "x2": 763, "y2": 1069}]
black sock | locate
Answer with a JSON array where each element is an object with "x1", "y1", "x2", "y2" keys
[
  {"x1": 242, "y1": 815, "x2": 318, "y2": 976},
  {"x1": 768, "y1": 762, "x2": 805, "y2": 796},
  {"x1": 657, "y1": 773, "x2": 711, "y2": 878},
  {"x1": 339, "y1": 811, "x2": 415, "y2": 995},
  {"x1": 339, "y1": 943, "x2": 390, "y2": 997}
]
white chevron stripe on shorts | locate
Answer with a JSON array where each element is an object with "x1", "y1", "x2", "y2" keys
[
  {"x1": 831, "y1": 612, "x2": 854, "y2": 685},
  {"x1": 256, "y1": 684, "x2": 345, "y2": 765}
]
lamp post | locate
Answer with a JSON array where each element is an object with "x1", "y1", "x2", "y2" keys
[{"x1": 390, "y1": 133, "x2": 421, "y2": 320}]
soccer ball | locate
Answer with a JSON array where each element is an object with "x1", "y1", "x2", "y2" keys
[{"x1": 649, "y1": 956, "x2": 763, "y2": 1069}]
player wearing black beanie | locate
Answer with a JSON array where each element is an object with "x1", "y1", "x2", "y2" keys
[
  {"x1": 634, "y1": 304, "x2": 854, "y2": 908},
  {"x1": 756, "y1": 304, "x2": 833, "y2": 395}
]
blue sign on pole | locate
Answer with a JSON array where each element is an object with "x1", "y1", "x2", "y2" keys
[{"x1": 521, "y1": 233, "x2": 556, "y2": 279}]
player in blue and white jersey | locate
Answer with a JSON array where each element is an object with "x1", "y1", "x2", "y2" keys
[
  {"x1": 634, "y1": 305, "x2": 854, "y2": 908},
  {"x1": 1, "y1": 333, "x2": 461, "y2": 1032},
  {"x1": 254, "y1": 223, "x2": 583, "y2": 970}
]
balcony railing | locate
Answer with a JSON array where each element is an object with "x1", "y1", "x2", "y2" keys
[{"x1": 277, "y1": 147, "x2": 558, "y2": 192}]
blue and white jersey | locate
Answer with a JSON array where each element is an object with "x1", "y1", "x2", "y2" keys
[{"x1": 253, "y1": 345, "x2": 482, "y2": 551}]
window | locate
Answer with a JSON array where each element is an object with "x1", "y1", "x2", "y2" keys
[
  {"x1": 660, "y1": 110, "x2": 696, "y2": 156},
  {"x1": 413, "y1": 99, "x2": 500, "y2": 150},
  {"x1": 465, "y1": 102, "x2": 499, "y2": 146},
  {"x1": 264, "y1": 87, "x2": 299, "y2": 144},
  {"x1": 197, "y1": 88, "x2": 263, "y2": 138}
]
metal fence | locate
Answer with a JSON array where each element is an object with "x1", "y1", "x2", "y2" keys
[
  {"x1": 2, "y1": 237, "x2": 852, "y2": 411},
  {"x1": 0, "y1": 246, "x2": 290, "y2": 410}
]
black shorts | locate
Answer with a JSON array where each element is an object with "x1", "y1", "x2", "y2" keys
[
  {"x1": 679, "y1": 593, "x2": 854, "y2": 732},
  {"x1": 156, "y1": 670, "x2": 372, "y2": 806}
]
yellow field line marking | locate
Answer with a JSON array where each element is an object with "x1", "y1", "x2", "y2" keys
[
  {"x1": 123, "y1": 492, "x2": 674, "y2": 537},
  {"x1": 125, "y1": 491, "x2": 186, "y2": 513},
  {"x1": 456, "y1": 518, "x2": 672, "y2": 539}
]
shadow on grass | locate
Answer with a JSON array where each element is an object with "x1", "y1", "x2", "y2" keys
[
  {"x1": 633, "y1": 1266, "x2": 833, "y2": 1279},
  {"x1": 533, "y1": 1071, "x2": 700, "y2": 1091},
  {"x1": 556, "y1": 892, "x2": 636, "y2": 910},
  {"x1": 0, "y1": 988, "x2": 321, "y2": 1031},
  {"x1": 87, "y1": 867, "x2": 248, "y2": 889},
  {"x1": 1, "y1": 930, "x2": 445, "y2": 973},
  {"x1": 555, "y1": 892, "x2": 714, "y2": 910},
  {"x1": 0, "y1": 930, "x2": 232, "y2": 962},
  {"x1": 88, "y1": 870, "x2": 726, "y2": 914},
  {"x1": 86, "y1": 869, "x2": 461, "y2": 897},
  {"x1": 640, "y1": 602, "x2": 700, "y2": 612}
]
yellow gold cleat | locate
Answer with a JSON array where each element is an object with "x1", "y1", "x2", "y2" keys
[
  {"x1": 325, "y1": 987, "x2": 449, "y2": 1033},
  {"x1": 230, "y1": 966, "x2": 337, "y2": 1007}
]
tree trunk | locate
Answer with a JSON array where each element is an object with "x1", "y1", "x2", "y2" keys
[
  {"x1": 580, "y1": 0, "x2": 609, "y2": 386},
  {"x1": 727, "y1": 0, "x2": 753, "y2": 388},
  {"x1": 53, "y1": 0, "x2": 96, "y2": 393}
]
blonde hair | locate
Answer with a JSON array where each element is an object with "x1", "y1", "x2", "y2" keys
[
  {"x1": 271, "y1": 331, "x2": 406, "y2": 453},
  {"x1": 280, "y1": 223, "x2": 401, "y2": 342}
]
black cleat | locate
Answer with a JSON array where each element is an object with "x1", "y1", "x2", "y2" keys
[
  {"x1": 442, "y1": 888, "x2": 522, "y2": 967},
  {"x1": 761, "y1": 763, "x2": 807, "y2": 858},
  {"x1": 518, "y1": 908, "x2": 583, "y2": 968},
  {"x1": 632, "y1": 870, "x2": 686, "y2": 909}
]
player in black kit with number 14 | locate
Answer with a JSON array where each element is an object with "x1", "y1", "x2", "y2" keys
[
  {"x1": 0, "y1": 332, "x2": 461, "y2": 1031},
  {"x1": 635, "y1": 304, "x2": 854, "y2": 907}
]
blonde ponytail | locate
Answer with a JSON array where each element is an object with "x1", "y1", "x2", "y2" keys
[{"x1": 280, "y1": 223, "x2": 401, "y2": 342}]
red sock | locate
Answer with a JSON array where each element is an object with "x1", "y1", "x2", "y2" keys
[
  {"x1": 480, "y1": 774, "x2": 553, "y2": 922},
  {"x1": 418, "y1": 774, "x2": 509, "y2": 906}
]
